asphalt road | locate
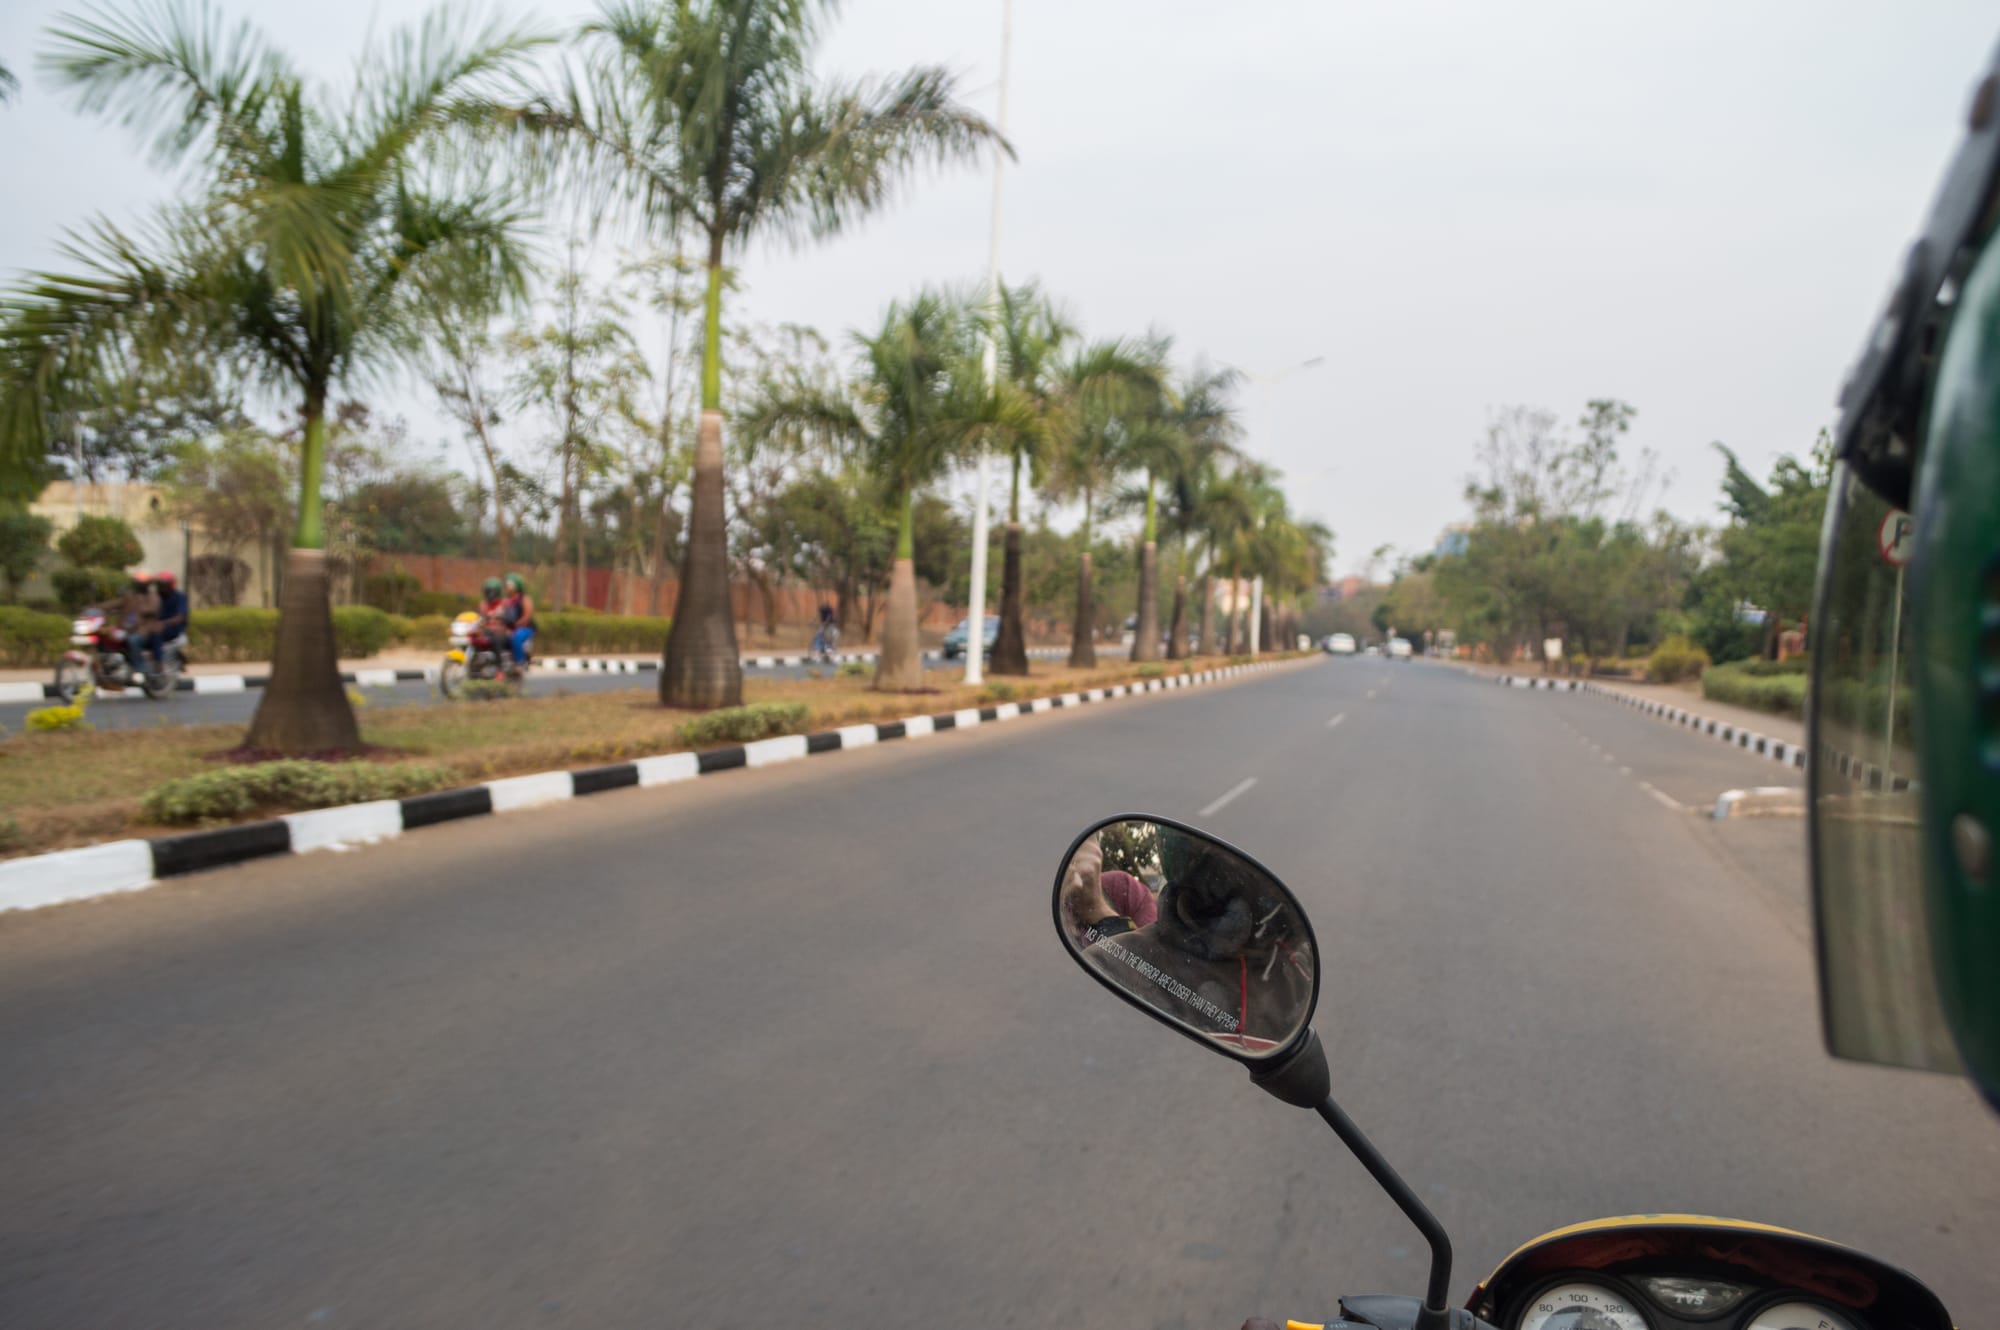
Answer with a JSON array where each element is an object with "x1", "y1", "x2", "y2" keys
[{"x1": 3, "y1": 659, "x2": 1994, "y2": 1329}]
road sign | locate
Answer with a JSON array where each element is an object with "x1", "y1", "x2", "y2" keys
[{"x1": 1878, "y1": 509, "x2": 1914, "y2": 566}]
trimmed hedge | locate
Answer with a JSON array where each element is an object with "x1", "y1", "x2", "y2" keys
[
  {"x1": 537, "y1": 612, "x2": 671, "y2": 655},
  {"x1": 676, "y1": 701, "x2": 809, "y2": 747},
  {"x1": 186, "y1": 606, "x2": 402, "y2": 661},
  {"x1": 0, "y1": 605, "x2": 70, "y2": 666},
  {"x1": 52, "y1": 566, "x2": 127, "y2": 613},
  {"x1": 1701, "y1": 662, "x2": 1807, "y2": 718},
  {"x1": 1730, "y1": 655, "x2": 1811, "y2": 677},
  {"x1": 141, "y1": 760, "x2": 455, "y2": 826},
  {"x1": 1647, "y1": 634, "x2": 1711, "y2": 684}
]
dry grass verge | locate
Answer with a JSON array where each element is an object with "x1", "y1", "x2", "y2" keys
[{"x1": 1, "y1": 654, "x2": 1306, "y2": 859}]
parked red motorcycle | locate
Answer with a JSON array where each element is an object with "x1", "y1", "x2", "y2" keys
[{"x1": 55, "y1": 608, "x2": 182, "y2": 702}]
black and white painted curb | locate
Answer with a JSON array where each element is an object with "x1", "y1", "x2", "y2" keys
[
  {"x1": 1712, "y1": 786, "x2": 1807, "y2": 820},
  {"x1": 1490, "y1": 673, "x2": 1912, "y2": 794},
  {"x1": 0, "y1": 659, "x2": 1305, "y2": 913},
  {"x1": 0, "y1": 647, "x2": 1079, "y2": 703}
]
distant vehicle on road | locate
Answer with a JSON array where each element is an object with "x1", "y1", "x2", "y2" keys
[
  {"x1": 1323, "y1": 633, "x2": 1356, "y2": 656},
  {"x1": 1363, "y1": 643, "x2": 1380, "y2": 656},
  {"x1": 942, "y1": 614, "x2": 1000, "y2": 660},
  {"x1": 1387, "y1": 636, "x2": 1414, "y2": 660}
]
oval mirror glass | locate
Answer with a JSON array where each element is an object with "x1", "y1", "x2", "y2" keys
[{"x1": 1052, "y1": 816, "x2": 1319, "y2": 1060}]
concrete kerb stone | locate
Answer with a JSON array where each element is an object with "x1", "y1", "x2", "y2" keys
[{"x1": 1, "y1": 657, "x2": 1313, "y2": 913}]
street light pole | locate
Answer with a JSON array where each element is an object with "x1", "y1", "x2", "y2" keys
[{"x1": 965, "y1": 0, "x2": 1012, "y2": 686}]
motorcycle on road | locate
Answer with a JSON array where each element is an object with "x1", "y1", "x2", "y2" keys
[
  {"x1": 440, "y1": 611, "x2": 526, "y2": 699},
  {"x1": 55, "y1": 608, "x2": 182, "y2": 702},
  {"x1": 1051, "y1": 814, "x2": 1952, "y2": 1330}
]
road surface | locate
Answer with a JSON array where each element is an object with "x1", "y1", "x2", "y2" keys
[{"x1": 2, "y1": 658, "x2": 1993, "y2": 1328}]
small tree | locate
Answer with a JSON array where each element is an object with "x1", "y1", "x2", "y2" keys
[
  {"x1": 57, "y1": 514, "x2": 143, "y2": 570},
  {"x1": 0, "y1": 503, "x2": 53, "y2": 599}
]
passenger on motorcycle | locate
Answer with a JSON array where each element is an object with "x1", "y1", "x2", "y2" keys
[
  {"x1": 499, "y1": 572, "x2": 536, "y2": 671},
  {"x1": 93, "y1": 571, "x2": 156, "y2": 673},
  {"x1": 144, "y1": 570, "x2": 186, "y2": 673}
]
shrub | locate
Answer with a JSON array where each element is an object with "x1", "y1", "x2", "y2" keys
[
  {"x1": 0, "y1": 605, "x2": 70, "y2": 666},
  {"x1": 26, "y1": 701, "x2": 90, "y2": 732},
  {"x1": 1732, "y1": 655, "x2": 1811, "y2": 677},
  {"x1": 330, "y1": 606, "x2": 399, "y2": 658},
  {"x1": 0, "y1": 815, "x2": 19, "y2": 853},
  {"x1": 188, "y1": 607, "x2": 278, "y2": 661},
  {"x1": 1647, "y1": 634, "x2": 1711, "y2": 684},
  {"x1": 408, "y1": 589, "x2": 473, "y2": 617},
  {"x1": 836, "y1": 658, "x2": 869, "y2": 679},
  {"x1": 537, "y1": 612, "x2": 672, "y2": 655},
  {"x1": 22, "y1": 596, "x2": 61, "y2": 613},
  {"x1": 1701, "y1": 662, "x2": 1809, "y2": 718},
  {"x1": 56, "y1": 514, "x2": 143, "y2": 570},
  {"x1": 0, "y1": 502, "x2": 52, "y2": 598},
  {"x1": 676, "y1": 701, "x2": 810, "y2": 747},
  {"x1": 140, "y1": 760, "x2": 455, "y2": 825},
  {"x1": 980, "y1": 681, "x2": 1018, "y2": 703},
  {"x1": 52, "y1": 566, "x2": 127, "y2": 613},
  {"x1": 401, "y1": 613, "x2": 452, "y2": 646},
  {"x1": 1135, "y1": 663, "x2": 1164, "y2": 679},
  {"x1": 188, "y1": 553, "x2": 252, "y2": 607},
  {"x1": 361, "y1": 569, "x2": 423, "y2": 613}
]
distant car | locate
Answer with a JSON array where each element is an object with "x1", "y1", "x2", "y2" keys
[
  {"x1": 1364, "y1": 643, "x2": 1381, "y2": 656},
  {"x1": 1387, "y1": 636, "x2": 1414, "y2": 660},
  {"x1": 942, "y1": 614, "x2": 1001, "y2": 659},
  {"x1": 1324, "y1": 633, "x2": 1357, "y2": 656}
]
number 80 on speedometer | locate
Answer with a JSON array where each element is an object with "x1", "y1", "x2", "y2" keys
[{"x1": 1518, "y1": 1284, "x2": 1650, "y2": 1330}]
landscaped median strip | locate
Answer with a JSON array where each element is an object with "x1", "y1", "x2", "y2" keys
[
  {"x1": 0, "y1": 658, "x2": 1308, "y2": 913},
  {"x1": 0, "y1": 647, "x2": 1079, "y2": 702},
  {"x1": 1487, "y1": 672, "x2": 1911, "y2": 794}
]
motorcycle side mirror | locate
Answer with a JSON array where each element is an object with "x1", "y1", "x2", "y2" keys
[
  {"x1": 1052, "y1": 815, "x2": 1320, "y2": 1064},
  {"x1": 1051, "y1": 814, "x2": 1458, "y2": 1330}
]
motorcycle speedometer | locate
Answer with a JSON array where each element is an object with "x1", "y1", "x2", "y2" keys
[{"x1": 1516, "y1": 1283, "x2": 1650, "y2": 1330}]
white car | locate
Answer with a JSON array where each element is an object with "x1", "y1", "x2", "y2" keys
[
  {"x1": 1324, "y1": 633, "x2": 1357, "y2": 656},
  {"x1": 1387, "y1": 637, "x2": 1414, "y2": 660}
]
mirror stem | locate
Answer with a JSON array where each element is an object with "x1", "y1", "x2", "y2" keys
[{"x1": 1313, "y1": 1095, "x2": 1454, "y2": 1330}]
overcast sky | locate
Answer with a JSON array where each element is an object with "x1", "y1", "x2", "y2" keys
[{"x1": 3, "y1": 1, "x2": 1995, "y2": 577}]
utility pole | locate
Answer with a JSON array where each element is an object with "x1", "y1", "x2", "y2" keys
[{"x1": 965, "y1": 0, "x2": 1012, "y2": 685}]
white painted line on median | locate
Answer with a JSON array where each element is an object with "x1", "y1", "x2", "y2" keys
[
  {"x1": 744, "y1": 734, "x2": 810, "y2": 767},
  {"x1": 285, "y1": 800, "x2": 404, "y2": 853},
  {"x1": 191, "y1": 675, "x2": 247, "y2": 695},
  {"x1": 486, "y1": 771, "x2": 575, "y2": 812},
  {"x1": 1638, "y1": 781, "x2": 1683, "y2": 812},
  {"x1": 352, "y1": 668, "x2": 399, "y2": 688},
  {"x1": 902, "y1": 715, "x2": 936, "y2": 739},
  {"x1": 835, "y1": 723, "x2": 879, "y2": 748},
  {"x1": 1199, "y1": 777, "x2": 1258, "y2": 817},
  {"x1": 1327, "y1": 713, "x2": 1346, "y2": 730},
  {"x1": 0, "y1": 681, "x2": 46, "y2": 703},
  {"x1": 634, "y1": 752, "x2": 700, "y2": 787},
  {"x1": 0, "y1": 839, "x2": 155, "y2": 913}
]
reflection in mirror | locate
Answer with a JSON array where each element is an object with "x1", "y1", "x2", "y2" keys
[{"x1": 1056, "y1": 818, "x2": 1317, "y2": 1058}]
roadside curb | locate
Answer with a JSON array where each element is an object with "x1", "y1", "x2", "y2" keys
[
  {"x1": 1490, "y1": 673, "x2": 1912, "y2": 794},
  {"x1": 1712, "y1": 786, "x2": 1807, "y2": 820},
  {"x1": 0, "y1": 657, "x2": 1311, "y2": 913}
]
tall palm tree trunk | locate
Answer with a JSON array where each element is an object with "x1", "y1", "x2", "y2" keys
[
  {"x1": 1131, "y1": 474, "x2": 1161, "y2": 662},
  {"x1": 1068, "y1": 550, "x2": 1096, "y2": 668},
  {"x1": 876, "y1": 489, "x2": 924, "y2": 690},
  {"x1": 1196, "y1": 556, "x2": 1216, "y2": 656},
  {"x1": 660, "y1": 248, "x2": 744, "y2": 708},
  {"x1": 992, "y1": 522, "x2": 1029, "y2": 674},
  {"x1": 245, "y1": 394, "x2": 362, "y2": 754},
  {"x1": 990, "y1": 458, "x2": 1029, "y2": 675},
  {"x1": 1225, "y1": 565, "x2": 1243, "y2": 654},
  {"x1": 1166, "y1": 574, "x2": 1187, "y2": 660}
]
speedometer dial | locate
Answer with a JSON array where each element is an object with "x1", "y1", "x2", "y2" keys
[
  {"x1": 1517, "y1": 1283, "x2": 1651, "y2": 1330},
  {"x1": 1746, "y1": 1304, "x2": 1860, "y2": 1330}
]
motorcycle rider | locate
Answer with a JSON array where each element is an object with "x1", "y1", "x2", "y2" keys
[
  {"x1": 498, "y1": 572, "x2": 536, "y2": 675},
  {"x1": 91, "y1": 569, "x2": 156, "y2": 676},
  {"x1": 143, "y1": 569, "x2": 186, "y2": 676}
]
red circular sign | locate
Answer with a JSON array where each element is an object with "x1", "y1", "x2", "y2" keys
[{"x1": 1878, "y1": 510, "x2": 1914, "y2": 567}]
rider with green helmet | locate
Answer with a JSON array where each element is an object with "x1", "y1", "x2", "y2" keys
[
  {"x1": 1809, "y1": 41, "x2": 2000, "y2": 1105},
  {"x1": 497, "y1": 572, "x2": 536, "y2": 668}
]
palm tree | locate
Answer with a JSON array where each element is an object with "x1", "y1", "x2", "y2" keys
[
  {"x1": 983, "y1": 281, "x2": 1070, "y2": 675},
  {"x1": 1142, "y1": 359, "x2": 1239, "y2": 661},
  {"x1": 0, "y1": 3, "x2": 543, "y2": 753},
  {"x1": 552, "y1": 0, "x2": 1004, "y2": 709},
  {"x1": 748, "y1": 291, "x2": 1011, "y2": 689},
  {"x1": 1187, "y1": 467, "x2": 1252, "y2": 655},
  {"x1": 1045, "y1": 340, "x2": 1157, "y2": 668}
]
